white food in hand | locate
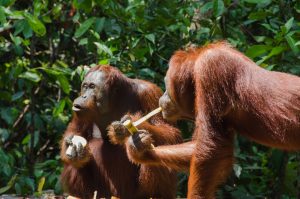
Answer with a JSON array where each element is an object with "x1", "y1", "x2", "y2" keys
[{"x1": 66, "y1": 135, "x2": 87, "y2": 158}]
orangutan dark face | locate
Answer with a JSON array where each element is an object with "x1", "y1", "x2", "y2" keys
[
  {"x1": 159, "y1": 74, "x2": 195, "y2": 122},
  {"x1": 72, "y1": 70, "x2": 109, "y2": 118}
]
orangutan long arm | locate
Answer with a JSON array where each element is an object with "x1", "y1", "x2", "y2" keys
[{"x1": 126, "y1": 141, "x2": 195, "y2": 172}]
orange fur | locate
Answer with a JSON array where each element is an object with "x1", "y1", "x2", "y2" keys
[
  {"x1": 163, "y1": 42, "x2": 300, "y2": 198},
  {"x1": 61, "y1": 65, "x2": 182, "y2": 199}
]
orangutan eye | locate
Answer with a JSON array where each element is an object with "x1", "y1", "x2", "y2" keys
[
  {"x1": 89, "y1": 83, "x2": 95, "y2": 89},
  {"x1": 82, "y1": 83, "x2": 88, "y2": 90}
]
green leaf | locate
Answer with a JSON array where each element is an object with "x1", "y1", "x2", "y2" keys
[
  {"x1": 3, "y1": 164, "x2": 11, "y2": 176},
  {"x1": 34, "y1": 170, "x2": 43, "y2": 178},
  {"x1": 14, "y1": 183, "x2": 21, "y2": 194},
  {"x1": 284, "y1": 17, "x2": 294, "y2": 33},
  {"x1": 268, "y1": 46, "x2": 286, "y2": 57},
  {"x1": 99, "y1": 59, "x2": 109, "y2": 65},
  {"x1": 243, "y1": 0, "x2": 270, "y2": 4},
  {"x1": 54, "y1": 179, "x2": 62, "y2": 194},
  {"x1": 19, "y1": 71, "x2": 41, "y2": 82},
  {"x1": 265, "y1": 64, "x2": 275, "y2": 71},
  {"x1": 148, "y1": 43, "x2": 154, "y2": 55},
  {"x1": 33, "y1": 130, "x2": 39, "y2": 147},
  {"x1": 213, "y1": 0, "x2": 225, "y2": 17},
  {"x1": 245, "y1": 45, "x2": 271, "y2": 58},
  {"x1": 285, "y1": 35, "x2": 299, "y2": 54},
  {"x1": 200, "y1": 2, "x2": 213, "y2": 14},
  {"x1": 133, "y1": 47, "x2": 148, "y2": 59},
  {"x1": 13, "y1": 19, "x2": 25, "y2": 36},
  {"x1": 42, "y1": 15, "x2": 52, "y2": 23},
  {"x1": 22, "y1": 134, "x2": 31, "y2": 145},
  {"x1": 53, "y1": 99, "x2": 66, "y2": 117},
  {"x1": 0, "y1": 6, "x2": 6, "y2": 24},
  {"x1": 74, "y1": 17, "x2": 96, "y2": 38},
  {"x1": 94, "y1": 42, "x2": 113, "y2": 56},
  {"x1": 296, "y1": 3, "x2": 300, "y2": 14},
  {"x1": 56, "y1": 60, "x2": 69, "y2": 68},
  {"x1": 0, "y1": 128, "x2": 10, "y2": 142},
  {"x1": 10, "y1": 34, "x2": 22, "y2": 45},
  {"x1": 90, "y1": 29, "x2": 100, "y2": 39},
  {"x1": 52, "y1": 4, "x2": 62, "y2": 19},
  {"x1": 14, "y1": 44, "x2": 23, "y2": 55},
  {"x1": 73, "y1": 0, "x2": 92, "y2": 12},
  {"x1": 35, "y1": 160, "x2": 57, "y2": 169},
  {"x1": 145, "y1": 34, "x2": 155, "y2": 44},
  {"x1": 139, "y1": 68, "x2": 156, "y2": 79},
  {"x1": 1, "y1": 107, "x2": 18, "y2": 125},
  {"x1": 261, "y1": 23, "x2": 276, "y2": 33},
  {"x1": 33, "y1": 0, "x2": 43, "y2": 16},
  {"x1": 95, "y1": 17, "x2": 105, "y2": 33},
  {"x1": 0, "y1": 0, "x2": 15, "y2": 7},
  {"x1": 24, "y1": 177, "x2": 34, "y2": 191},
  {"x1": 253, "y1": 36, "x2": 266, "y2": 42},
  {"x1": 132, "y1": 38, "x2": 140, "y2": 48},
  {"x1": 12, "y1": 91, "x2": 24, "y2": 101},
  {"x1": 23, "y1": 20, "x2": 33, "y2": 38},
  {"x1": 40, "y1": 67, "x2": 61, "y2": 76},
  {"x1": 9, "y1": 10, "x2": 23, "y2": 19},
  {"x1": 256, "y1": 46, "x2": 286, "y2": 65},
  {"x1": 79, "y1": 38, "x2": 88, "y2": 45},
  {"x1": 0, "y1": 175, "x2": 17, "y2": 194},
  {"x1": 295, "y1": 41, "x2": 300, "y2": 46},
  {"x1": 34, "y1": 114, "x2": 44, "y2": 129},
  {"x1": 128, "y1": 53, "x2": 135, "y2": 61},
  {"x1": 248, "y1": 11, "x2": 268, "y2": 20},
  {"x1": 57, "y1": 75, "x2": 70, "y2": 94},
  {"x1": 23, "y1": 12, "x2": 46, "y2": 36}
]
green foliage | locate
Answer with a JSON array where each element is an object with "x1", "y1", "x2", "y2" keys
[{"x1": 0, "y1": 0, "x2": 299, "y2": 197}]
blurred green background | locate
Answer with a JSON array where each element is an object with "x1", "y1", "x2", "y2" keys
[{"x1": 0, "y1": 0, "x2": 300, "y2": 198}]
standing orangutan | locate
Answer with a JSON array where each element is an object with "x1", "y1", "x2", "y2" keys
[
  {"x1": 156, "y1": 41, "x2": 300, "y2": 198},
  {"x1": 60, "y1": 65, "x2": 183, "y2": 199}
]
